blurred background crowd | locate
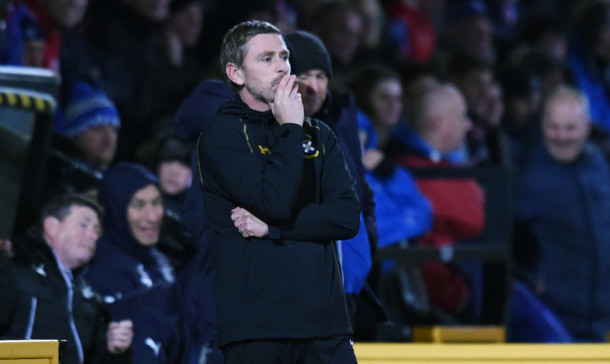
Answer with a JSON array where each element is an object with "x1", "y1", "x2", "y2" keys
[{"x1": 1, "y1": 0, "x2": 610, "y2": 362}]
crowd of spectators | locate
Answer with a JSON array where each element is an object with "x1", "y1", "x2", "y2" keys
[{"x1": 1, "y1": 0, "x2": 610, "y2": 362}]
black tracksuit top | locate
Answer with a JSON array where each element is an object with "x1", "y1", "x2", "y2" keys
[{"x1": 197, "y1": 96, "x2": 361, "y2": 346}]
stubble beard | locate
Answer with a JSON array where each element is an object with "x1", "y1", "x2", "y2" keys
[
  {"x1": 244, "y1": 74, "x2": 284, "y2": 106},
  {"x1": 246, "y1": 82, "x2": 275, "y2": 105}
]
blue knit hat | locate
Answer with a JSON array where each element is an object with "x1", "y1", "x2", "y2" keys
[{"x1": 55, "y1": 81, "x2": 120, "y2": 137}]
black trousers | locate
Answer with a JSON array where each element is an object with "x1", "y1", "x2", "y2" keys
[{"x1": 223, "y1": 336, "x2": 358, "y2": 364}]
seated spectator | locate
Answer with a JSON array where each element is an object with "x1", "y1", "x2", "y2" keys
[
  {"x1": 497, "y1": 64, "x2": 543, "y2": 166},
  {"x1": 1, "y1": 0, "x2": 88, "y2": 70},
  {"x1": 446, "y1": 54, "x2": 511, "y2": 166},
  {"x1": 85, "y1": 162, "x2": 175, "y2": 304},
  {"x1": 386, "y1": 0, "x2": 436, "y2": 63},
  {"x1": 152, "y1": 135, "x2": 197, "y2": 272},
  {"x1": 568, "y1": 1, "x2": 610, "y2": 133},
  {"x1": 386, "y1": 83, "x2": 485, "y2": 319},
  {"x1": 351, "y1": 0, "x2": 397, "y2": 65},
  {"x1": 153, "y1": 136, "x2": 193, "y2": 213},
  {"x1": 397, "y1": 61, "x2": 440, "y2": 119},
  {"x1": 1, "y1": 5, "x2": 45, "y2": 67},
  {"x1": 153, "y1": 0, "x2": 207, "y2": 133},
  {"x1": 307, "y1": 2, "x2": 364, "y2": 78},
  {"x1": 161, "y1": 0, "x2": 205, "y2": 70},
  {"x1": 349, "y1": 64, "x2": 434, "y2": 339},
  {"x1": 514, "y1": 86, "x2": 610, "y2": 342},
  {"x1": 438, "y1": 0, "x2": 495, "y2": 63},
  {"x1": 518, "y1": 51, "x2": 572, "y2": 101},
  {"x1": 82, "y1": 0, "x2": 174, "y2": 161},
  {"x1": 348, "y1": 63, "x2": 433, "y2": 248},
  {"x1": 45, "y1": 81, "x2": 120, "y2": 198},
  {"x1": 0, "y1": 193, "x2": 133, "y2": 364},
  {"x1": 517, "y1": 14, "x2": 568, "y2": 62},
  {"x1": 359, "y1": 117, "x2": 432, "y2": 249}
]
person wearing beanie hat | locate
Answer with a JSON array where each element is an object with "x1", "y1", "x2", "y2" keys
[
  {"x1": 285, "y1": 30, "x2": 332, "y2": 117},
  {"x1": 57, "y1": 81, "x2": 121, "y2": 137},
  {"x1": 285, "y1": 29, "x2": 385, "y2": 335},
  {"x1": 54, "y1": 81, "x2": 121, "y2": 170},
  {"x1": 286, "y1": 30, "x2": 333, "y2": 79},
  {"x1": 41, "y1": 81, "x2": 121, "y2": 203}
]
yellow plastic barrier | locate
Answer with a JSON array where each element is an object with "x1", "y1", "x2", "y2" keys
[
  {"x1": 412, "y1": 326, "x2": 505, "y2": 343},
  {"x1": 354, "y1": 343, "x2": 610, "y2": 363},
  {"x1": 0, "y1": 340, "x2": 60, "y2": 364}
]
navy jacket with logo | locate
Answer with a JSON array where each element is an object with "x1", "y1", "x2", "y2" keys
[{"x1": 197, "y1": 96, "x2": 360, "y2": 346}]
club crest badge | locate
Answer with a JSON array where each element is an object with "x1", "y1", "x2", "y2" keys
[{"x1": 303, "y1": 139, "x2": 319, "y2": 159}]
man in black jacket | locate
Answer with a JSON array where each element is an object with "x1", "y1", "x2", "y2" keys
[
  {"x1": 197, "y1": 20, "x2": 360, "y2": 363},
  {"x1": 0, "y1": 194, "x2": 133, "y2": 364}
]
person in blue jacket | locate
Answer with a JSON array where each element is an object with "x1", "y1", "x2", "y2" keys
[
  {"x1": 514, "y1": 85, "x2": 610, "y2": 341},
  {"x1": 197, "y1": 20, "x2": 360, "y2": 363},
  {"x1": 357, "y1": 111, "x2": 433, "y2": 249},
  {"x1": 568, "y1": 1, "x2": 610, "y2": 133}
]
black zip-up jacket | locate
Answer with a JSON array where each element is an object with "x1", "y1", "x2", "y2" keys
[
  {"x1": 0, "y1": 228, "x2": 131, "y2": 364},
  {"x1": 197, "y1": 96, "x2": 361, "y2": 346}
]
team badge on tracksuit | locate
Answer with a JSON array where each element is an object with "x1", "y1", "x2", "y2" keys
[{"x1": 303, "y1": 137, "x2": 319, "y2": 158}]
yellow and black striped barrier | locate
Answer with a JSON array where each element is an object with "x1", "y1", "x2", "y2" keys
[{"x1": 0, "y1": 87, "x2": 56, "y2": 115}]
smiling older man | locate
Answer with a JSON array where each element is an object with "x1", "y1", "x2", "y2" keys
[
  {"x1": 514, "y1": 85, "x2": 610, "y2": 342},
  {"x1": 0, "y1": 193, "x2": 133, "y2": 364}
]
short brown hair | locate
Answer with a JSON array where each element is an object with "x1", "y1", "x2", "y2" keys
[
  {"x1": 219, "y1": 20, "x2": 282, "y2": 88},
  {"x1": 41, "y1": 193, "x2": 103, "y2": 224}
]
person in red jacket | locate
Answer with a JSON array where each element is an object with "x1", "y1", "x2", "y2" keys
[
  {"x1": 386, "y1": 83, "x2": 485, "y2": 317},
  {"x1": 3, "y1": 0, "x2": 88, "y2": 70}
]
